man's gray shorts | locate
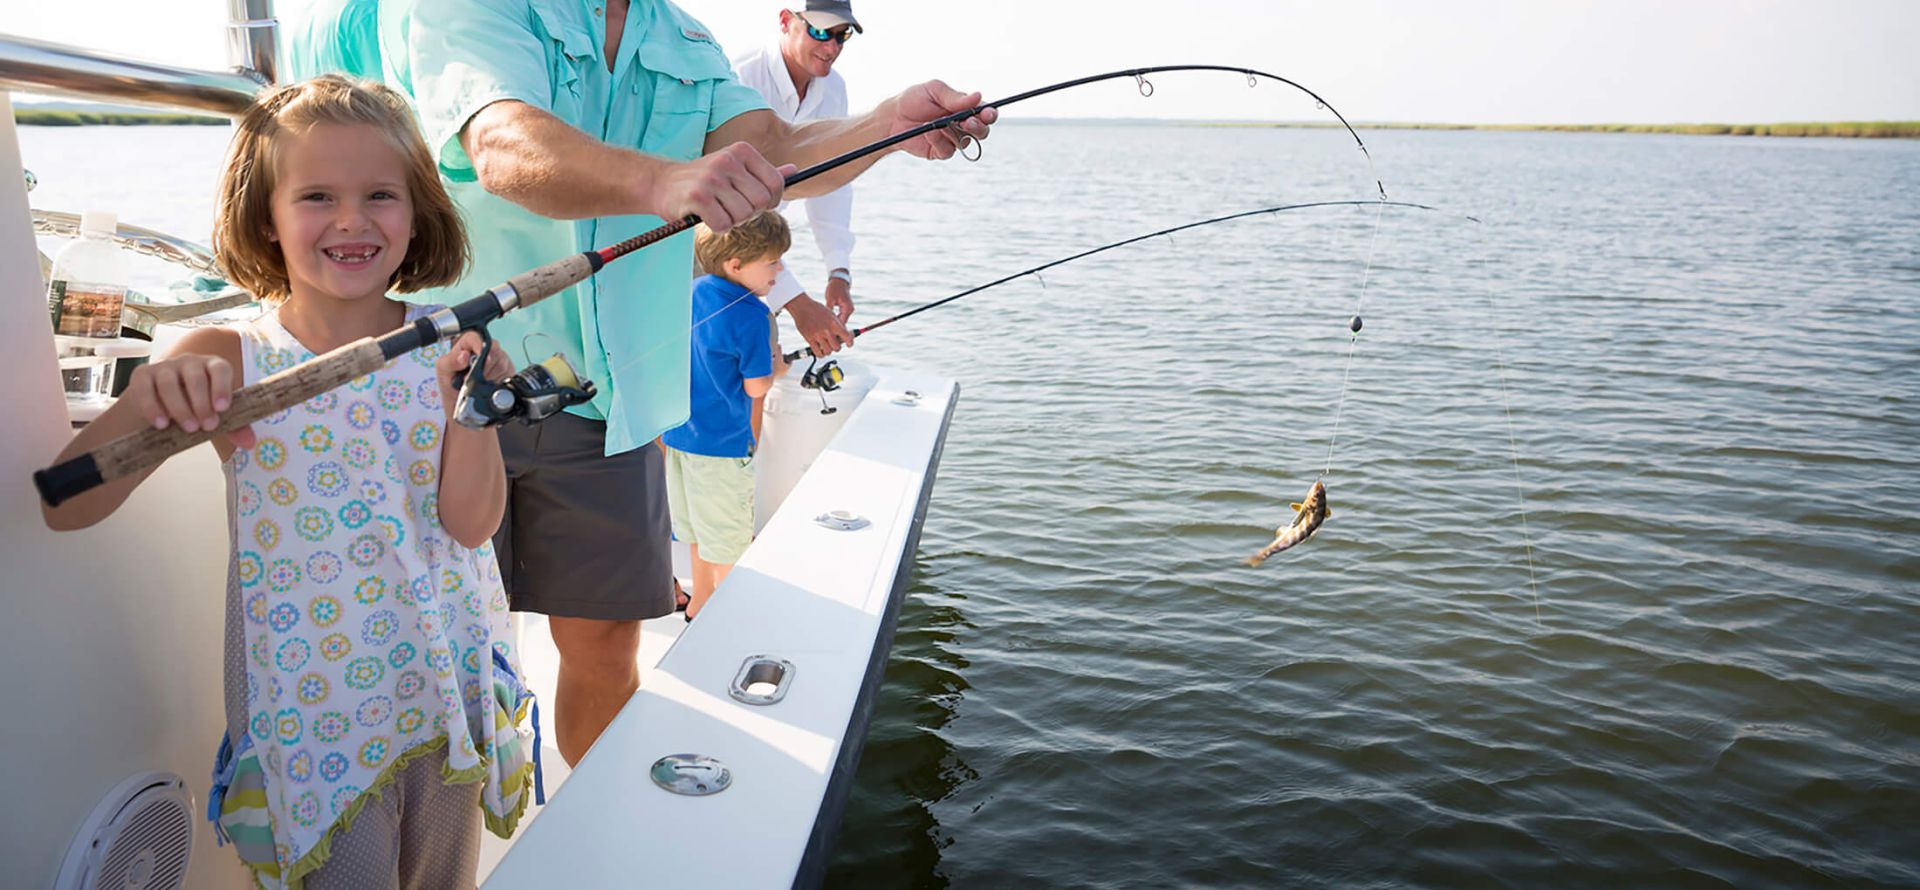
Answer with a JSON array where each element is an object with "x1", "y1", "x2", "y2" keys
[{"x1": 493, "y1": 412, "x2": 676, "y2": 621}]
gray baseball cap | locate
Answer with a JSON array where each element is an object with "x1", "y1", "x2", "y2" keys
[{"x1": 802, "y1": 0, "x2": 863, "y2": 33}]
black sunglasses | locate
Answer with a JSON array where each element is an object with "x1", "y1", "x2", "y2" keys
[{"x1": 794, "y1": 12, "x2": 854, "y2": 45}]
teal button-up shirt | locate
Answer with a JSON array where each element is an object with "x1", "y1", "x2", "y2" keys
[
  {"x1": 379, "y1": 0, "x2": 767, "y2": 455},
  {"x1": 282, "y1": 0, "x2": 383, "y2": 81}
]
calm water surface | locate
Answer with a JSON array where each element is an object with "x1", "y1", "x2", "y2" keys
[{"x1": 20, "y1": 120, "x2": 1920, "y2": 888}]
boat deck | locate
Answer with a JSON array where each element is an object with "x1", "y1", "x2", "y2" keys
[{"x1": 476, "y1": 603, "x2": 688, "y2": 882}]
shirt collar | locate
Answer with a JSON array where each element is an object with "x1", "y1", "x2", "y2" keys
[
  {"x1": 766, "y1": 41, "x2": 804, "y2": 112},
  {"x1": 702, "y1": 273, "x2": 751, "y2": 298},
  {"x1": 586, "y1": 0, "x2": 653, "y2": 75}
]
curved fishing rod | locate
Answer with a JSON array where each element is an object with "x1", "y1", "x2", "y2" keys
[
  {"x1": 812, "y1": 65, "x2": 1383, "y2": 196},
  {"x1": 781, "y1": 200, "x2": 1451, "y2": 364},
  {"x1": 590, "y1": 65, "x2": 1385, "y2": 268},
  {"x1": 35, "y1": 65, "x2": 1378, "y2": 506}
]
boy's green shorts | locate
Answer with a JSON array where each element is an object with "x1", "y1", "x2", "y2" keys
[{"x1": 661, "y1": 444, "x2": 757, "y2": 564}]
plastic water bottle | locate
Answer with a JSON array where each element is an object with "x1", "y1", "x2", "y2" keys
[{"x1": 46, "y1": 210, "x2": 129, "y2": 339}]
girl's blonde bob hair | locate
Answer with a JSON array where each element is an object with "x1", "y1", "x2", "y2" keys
[
  {"x1": 694, "y1": 211, "x2": 791, "y2": 278},
  {"x1": 212, "y1": 75, "x2": 467, "y2": 303}
]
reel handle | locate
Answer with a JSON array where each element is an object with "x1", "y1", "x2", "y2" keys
[{"x1": 35, "y1": 338, "x2": 388, "y2": 507}]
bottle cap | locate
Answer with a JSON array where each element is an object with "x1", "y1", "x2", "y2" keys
[
  {"x1": 80, "y1": 210, "x2": 117, "y2": 237},
  {"x1": 93, "y1": 338, "x2": 154, "y2": 358}
]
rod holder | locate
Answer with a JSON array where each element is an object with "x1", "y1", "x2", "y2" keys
[{"x1": 728, "y1": 656, "x2": 795, "y2": 706}]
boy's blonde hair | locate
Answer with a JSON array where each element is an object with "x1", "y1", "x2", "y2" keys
[
  {"x1": 694, "y1": 211, "x2": 791, "y2": 278},
  {"x1": 212, "y1": 75, "x2": 467, "y2": 304}
]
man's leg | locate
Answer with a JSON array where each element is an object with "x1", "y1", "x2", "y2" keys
[
  {"x1": 546, "y1": 616, "x2": 642, "y2": 766},
  {"x1": 495, "y1": 413, "x2": 678, "y2": 766}
]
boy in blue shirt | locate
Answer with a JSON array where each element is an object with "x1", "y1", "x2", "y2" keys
[{"x1": 662, "y1": 211, "x2": 791, "y2": 619}]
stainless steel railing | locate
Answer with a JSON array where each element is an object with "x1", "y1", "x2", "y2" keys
[
  {"x1": 226, "y1": 0, "x2": 280, "y2": 89},
  {"x1": 31, "y1": 210, "x2": 220, "y2": 276},
  {"x1": 0, "y1": 0, "x2": 277, "y2": 117}
]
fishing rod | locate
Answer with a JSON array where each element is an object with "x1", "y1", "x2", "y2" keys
[
  {"x1": 35, "y1": 65, "x2": 1378, "y2": 507},
  {"x1": 780, "y1": 200, "x2": 1450, "y2": 370}
]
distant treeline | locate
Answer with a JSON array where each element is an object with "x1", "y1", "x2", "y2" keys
[
  {"x1": 1201, "y1": 120, "x2": 1920, "y2": 139},
  {"x1": 14, "y1": 110, "x2": 227, "y2": 127},
  {"x1": 15, "y1": 111, "x2": 1918, "y2": 138}
]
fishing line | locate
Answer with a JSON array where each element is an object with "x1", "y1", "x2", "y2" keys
[
  {"x1": 771, "y1": 201, "x2": 1449, "y2": 366},
  {"x1": 597, "y1": 203, "x2": 1448, "y2": 388},
  {"x1": 1298, "y1": 205, "x2": 1542, "y2": 627},
  {"x1": 1470, "y1": 246, "x2": 1545, "y2": 630},
  {"x1": 1320, "y1": 199, "x2": 1389, "y2": 478}
]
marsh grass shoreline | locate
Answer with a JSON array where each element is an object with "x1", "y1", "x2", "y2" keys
[
  {"x1": 15, "y1": 109, "x2": 1918, "y2": 138},
  {"x1": 1197, "y1": 120, "x2": 1920, "y2": 138}
]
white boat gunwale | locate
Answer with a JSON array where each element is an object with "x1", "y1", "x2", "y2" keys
[
  {"x1": 793, "y1": 382, "x2": 959, "y2": 888},
  {"x1": 481, "y1": 370, "x2": 961, "y2": 888}
]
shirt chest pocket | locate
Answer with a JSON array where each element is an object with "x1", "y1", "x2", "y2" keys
[
  {"x1": 635, "y1": 37, "x2": 729, "y2": 161},
  {"x1": 531, "y1": 5, "x2": 597, "y2": 123}
]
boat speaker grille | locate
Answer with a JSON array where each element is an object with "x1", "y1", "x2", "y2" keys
[{"x1": 56, "y1": 771, "x2": 195, "y2": 890}]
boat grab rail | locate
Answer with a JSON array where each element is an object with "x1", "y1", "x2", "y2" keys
[
  {"x1": 0, "y1": 0, "x2": 278, "y2": 117},
  {"x1": 33, "y1": 209, "x2": 221, "y2": 275},
  {"x1": 31, "y1": 207, "x2": 256, "y2": 325}
]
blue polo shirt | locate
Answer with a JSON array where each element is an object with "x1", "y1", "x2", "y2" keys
[
  {"x1": 661, "y1": 275, "x2": 772, "y2": 459},
  {"x1": 376, "y1": 0, "x2": 769, "y2": 455}
]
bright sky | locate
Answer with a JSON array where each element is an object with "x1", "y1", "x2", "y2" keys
[{"x1": 10, "y1": 0, "x2": 1919, "y2": 123}]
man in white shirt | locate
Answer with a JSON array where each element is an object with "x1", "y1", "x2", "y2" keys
[{"x1": 732, "y1": 1, "x2": 862, "y2": 357}]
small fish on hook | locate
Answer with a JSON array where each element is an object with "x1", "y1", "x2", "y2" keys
[{"x1": 1245, "y1": 479, "x2": 1331, "y2": 566}]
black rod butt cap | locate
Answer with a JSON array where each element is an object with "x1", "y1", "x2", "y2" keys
[{"x1": 34, "y1": 455, "x2": 103, "y2": 508}]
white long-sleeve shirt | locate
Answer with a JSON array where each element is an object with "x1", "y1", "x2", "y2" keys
[{"x1": 730, "y1": 43, "x2": 854, "y2": 312}]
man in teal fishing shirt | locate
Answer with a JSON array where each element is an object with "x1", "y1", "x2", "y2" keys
[{"x1": 295, "y1": 0, "x2": 994, "y2": 767}]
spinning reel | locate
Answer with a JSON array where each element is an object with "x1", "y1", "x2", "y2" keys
[
  {"x1": 799, "y1": 356, "x2": 844, "y2": 415},
  {"x1": 453, "y1": 328, "x2": 598, "y2": 430},
  {"x1": 801, "y1": 357, "x2": 844, "y2": 392}
]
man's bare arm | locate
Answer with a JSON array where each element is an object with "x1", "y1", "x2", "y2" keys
[{"x1": 463, "y1": 100, "x2": 789, "y2": 230}]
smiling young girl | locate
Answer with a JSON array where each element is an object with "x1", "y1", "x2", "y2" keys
[{"x1": 42, "y1": 75, "x2": 535, "y2": 888}]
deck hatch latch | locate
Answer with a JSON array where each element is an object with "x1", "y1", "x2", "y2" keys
[
  {"x1": 813, "y1": 510, "x2": 870, "y2": 531},
  {"x1": 650, "y1": 754, "x2": 732, "y2": 796}
]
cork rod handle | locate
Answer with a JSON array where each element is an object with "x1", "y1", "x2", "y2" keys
[{"x1": 35, "y1": 339, "x2": 389, "y2": 506}]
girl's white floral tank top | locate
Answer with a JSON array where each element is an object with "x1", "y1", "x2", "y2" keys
[{"x1": 216, "y1": 304, "x2": 532, "y2": 883}]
